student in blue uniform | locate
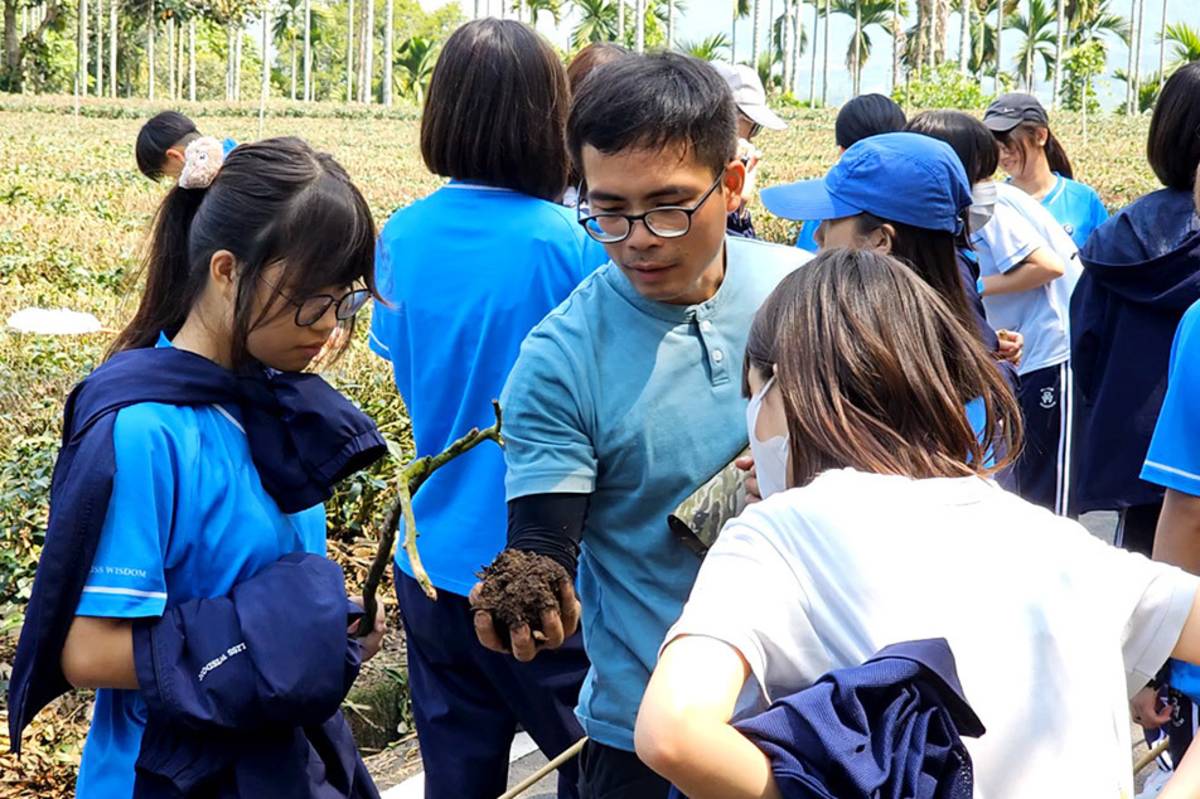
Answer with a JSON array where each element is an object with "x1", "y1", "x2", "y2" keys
[
  {"x1": 7, "y1": 137, "x2": 387, "y2": 798},
  {"x1": 908, "y1": 110, "x2": 1080, "y2": 514},
  {"x1": 762, "y1": 132, "x2": 1019, "y2": 389},
  {"x1": 1070, "y1": 62, "x2": 1200, "y2": 551},
  {"x1": 983, "y1": 93, "x2": 1108, "y2": 248},
  {"x1": 135, "y1": 110, "x2": 237, "y2": 182},
  {"x1": 368, "y1": 19, "x2": 605, "y2": 799},
  {"x1": 469, "y1": 53, "x2": 810, "y2": 799},
  {"x1": 792, "y1": 94, "x2": 906, "y2": 253}
]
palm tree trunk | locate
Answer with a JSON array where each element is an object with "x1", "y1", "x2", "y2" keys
[
  {"x1": 1131, "y1": 0, "x2": 1144, "y2": 112},
  {"x1": 634, "y1": 0, "x2": 644, "y2": 52},
  {"x1": 76, "y1": 0, "x2": 87, "y2": 104},
  {"x1": 1052, "y1": 0, "x2": 1064, "y2": 107},
  {"x1": 895, "y1": 0, "x2": 903, "y2": 89},
  {"x1": 166, "y1": 15, "x2": 174, "y2": 100},
  {"x1": 147, "y1": 0, "x2": 154, "y2": 100},
  {"x1": 958, "y1": 0, "x2": 969, "y2": 72},
  {"x1": 362, "y1": 0, "x2": 374, "y2": 103},
  {"x1": 382, "y1": 0, "x2": 392, "y2": 105},
  {"x1": 176, "y1": 15, "x2": 184, "y2": 97},
  {"x1": 1157, "y1": 0, "x2": 1166, "y2": 92},
  {"x1": 854, "y1": 0, "x2": 862, "y2": 95},
  {"x1": 303, "y1": 0, "x2": 311, "y2": 101},
  {"x1": 790, "y1": 0, "x2": 801, "y2": 93},
  {"x1": 347, "y1": 0, "x2": 355, "y2": 102},
  {"x1": 188, "y1": 17, "x2": 195, "y2": 100},
  {"x1": 291, "y1": 32, "x2": 297, "y2": 100},
  {"x1": 809, "y1": 0, "x2": 818, "y2": 102},
  {"x1": 768, "y1": 0, "x2": 776, "y2": 66},
  {"x1": 781, "y1": 0, "x2": 791, "y2": 90},
  {"x1": 357, "y1": 0, "x2": 367, "y2": 101},
  {"x1": 618, "y1": 0, "x2": 625, "y2": 43},
  {"x1": 260, "y1": 3, "x2": 270, "y2": 131},
  {"x1": 667, "y1": 0, "x2": 674, "y2": 49},
  {"x1": 994, "y1": 0, "x2": 1002, "y2": 91},
  {"x1": 95, "y1": 0, "x2": 103, "y2": 95},
  {"x1": 821, "y1": 0, "x2": 829, "y2": 104},
  {"x1": 110, "y1": 0, "x2": 118, "y2": 97},
  {"x1": 751, "y1": 0, "x2": 761, "y2": 65},
  {"x1": 235, "y1": 26, "x2": 242, "y2": 99},
  {"x1": 927, "y1": 0, "x2": 936, "y2": 70},
  {"x1": 1124, "y1": 0, "x2": 1135, "y2": 111}
]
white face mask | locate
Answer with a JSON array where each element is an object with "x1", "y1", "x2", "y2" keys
[
  {"x1": 745, "y1": 375, "x2": 790, "y2": 499},
  {"x1": 969, "y1": 180, "x2": 997, "y2": 234}
]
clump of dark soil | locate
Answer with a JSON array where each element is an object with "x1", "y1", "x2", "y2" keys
[{"x1": 475, "y1": 550, "x2": 570, "y2": 648}]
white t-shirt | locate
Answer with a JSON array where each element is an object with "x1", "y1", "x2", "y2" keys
[
  {"x1": 971, "y1": 183, "x2": 1081, "y2": 375},
  {"x1": 665, "y1": 468, "x2": 1198, "y2": 799}
]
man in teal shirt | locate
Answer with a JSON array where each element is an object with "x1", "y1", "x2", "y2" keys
[{"x1": 471, "y1": 53, "x2": 809, "y2": 798}]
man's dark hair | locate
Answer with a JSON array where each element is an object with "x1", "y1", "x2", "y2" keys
[
  {"x1": 136, "y1": 110, "x2": 200, "y2": 180},
  {"x1": 906, "y1": 110, "x2": 999, "y2": 185},
  {"x1": 1148, "y1": 61, "x2": 1200, "y2": 191},
  {"x1": 834, "y1": 93, "x2": 907, "y2": 150},
  {"x1": 420, "y1": 18, "x2": 570, "y2": 202},
  {"x1": 568, "y1": 52, "x2": 737, "y2": 179}
]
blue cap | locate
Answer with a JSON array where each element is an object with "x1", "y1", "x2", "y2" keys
[{"x1": 760, "y1": 132, "x2": 973, "y2": 235}]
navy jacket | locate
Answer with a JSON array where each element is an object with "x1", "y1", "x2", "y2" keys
[
  {"x1": 672, "y1": 639, "x2": 984, "y2": 799},
  {"x1": 132, "y1": 552, "x2": 378, "y2": 798},
  {"x1": 8, "y1": 345, "x2": 386, "y2": 754},
  {"x1": 1071, "y1": 188, "x2": 1200, "y2": 512}
]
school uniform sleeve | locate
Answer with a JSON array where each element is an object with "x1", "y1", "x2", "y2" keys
[
  {"x1": 1142, "y1": 302, "x2": 1200, "y2": 496},
  {"x1": 368, "y1": 233, "x2": 397, "y2": 361},
  {"x1": 972, "y1": 203, "x2": 1046, "y2": 274},
  {"x1": 663, "y1": 503, "x2": 825, "y2": 701},
  {"x1": 1088, "y1": 188, "x2": 1110, "y2": 232},
  {"x1": 501, "y1": 328, "x2": 597, "y2": 500},
  {"x1": 75, "y1": 405, "x2": 184, "y2": 619}
]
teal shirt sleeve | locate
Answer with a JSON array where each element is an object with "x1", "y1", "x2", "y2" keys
[
  {"x1": 1143, "y1": 302, "x2": 1200, "y2": 496},
  {"x1": 501, "y1": 330, "x2": 597, "y2": 500},
  {"x1": 76, "y1": 405, "x2": 184, "y2": 618}
]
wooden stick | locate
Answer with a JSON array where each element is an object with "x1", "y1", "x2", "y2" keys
[
  {"x1": 1134, "y1": 736, "x2": 1170, "y2": 775},
  {"x1": 357, "y1": 401, "x2": 503, "y2": 632},
  {"x1": 496, "y1": 737, "x2": 588, "y2": 799}
]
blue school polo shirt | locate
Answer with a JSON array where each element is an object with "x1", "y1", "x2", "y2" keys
[
  {"x1": 73, "y1": 334, "x2": 326, "y2": 799},
  {"x1": 1037, "y1": 174, "x2": 1108, "y2": 249},
  {"x1": 501, "y1": 237, "x2": 810, "y2": 750},
  {"x1": 1142, "y1": 300, "x2": 1200, "y2": 496},
  {"x1": 369, "y1": 181, "x2": 608, "y2": 595}
]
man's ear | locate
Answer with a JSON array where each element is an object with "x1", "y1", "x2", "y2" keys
[
  {"x1": 872, "y1": 223, "x2": 897, "y2": 253},
  {"x1": 722, "y1": 160, "x2": 746, "y2": 213}
]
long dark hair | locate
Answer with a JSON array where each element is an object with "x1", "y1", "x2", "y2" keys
[
  {"x1": 109, "y1": 136, "x2": 378, "y2": 368},
  {"x1": 744, "y1": 248, "x2": 1022, "y2": 487},
  {"x1": 420, "y1": 19, "x2": 571, "y2": 202},
  {"x1": 994, "y1": 121, "x2": 1074, "y2": 179},
  {"x1": 850, "y1": 213, "x2": 977, "y2": 339},
  {"x1": 906, "y1": 110, "x2": 999, "y2": 185}
]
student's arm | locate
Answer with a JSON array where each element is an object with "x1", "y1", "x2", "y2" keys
[
  {"x1": 61, "y1": 616, "x2": 138, "y2": 690},
  {"x1": 636, "y1": 636, "x2": 781, "y2": 799},
  {"x1": 1154, "y1": 490, "x2": 1200, "y2": 575},
  {"x1": 980, "y1": 246, "x2": 1065, "y2": 296}
]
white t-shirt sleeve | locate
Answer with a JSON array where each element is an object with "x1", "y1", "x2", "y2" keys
[
  {"x1": 663, "y1": 503, "x2": 828, "y2": 702},
  {"x1": 1067, "y1": 530, "x2": 1200, "y2": 696},
  {"x1": 973, "y1": 203, "x2": 1048, "y2": 275}
]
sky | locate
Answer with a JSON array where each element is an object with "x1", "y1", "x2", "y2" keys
[{"x1": 422, "y1": 0, "x2": 1198, "y2": 110}]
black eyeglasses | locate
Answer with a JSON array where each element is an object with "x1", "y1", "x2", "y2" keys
[
  {"x1": 740, "y1": 112, "x2": 763, "y2": 139},
  {"x1": 577, "y1": 171, "x2": 726, "y2": 244},
  {"x1": 260, "y1": 276, "x2": 372, "y2": 327}
]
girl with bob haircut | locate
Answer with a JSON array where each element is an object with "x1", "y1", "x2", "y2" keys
[
  {"x1": 368, "y1": 18, "x2": 604, "y2": 799},
  {"x1": 9, "y1": 136, "x2": 387, "y2": 798},
  {"x1": 983, "y1": 92, "x2": 1108, "y2": 248},
  {"x1": 634, "y1": 248, "x2": 1200, "y2": 799}
]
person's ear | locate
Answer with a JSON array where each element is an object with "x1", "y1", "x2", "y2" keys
[
  {"x1": 209, "y1": 250, "x2": 238, "y2": 301},
  {"x1": 871, "y1": 223, "x2": 897, "y2": 253},
  {"x1": 1034, "y1": 128, "x2": 1049, "y2": 148},
  {"x1": 163, "y1": 147, "x2": 186, "y2": 175},
  {"x1": 722, "y1": 160, "x2": 747, "y2": 213}
]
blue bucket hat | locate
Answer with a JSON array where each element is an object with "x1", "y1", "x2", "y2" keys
[{"x1": 760, "y1": 132, "x2": 973, "y2": 235}]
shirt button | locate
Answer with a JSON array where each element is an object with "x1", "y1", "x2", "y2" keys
[
  {"x1": 712, "y1": 349, "x2": 724, "y2": 363},
  {"x1": 701, "y1": 320, "x2": 714, "y2": 332}
]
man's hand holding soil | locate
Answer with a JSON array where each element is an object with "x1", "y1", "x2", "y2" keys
[{"x1": 470, "y1": 550, "x2": 582, "y2": 662}]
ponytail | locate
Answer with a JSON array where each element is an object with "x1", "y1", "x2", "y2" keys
[
  {"x1": 107, "y1": 185, "x2": 208, "y2": 358},
  {"x1": 1042, "y1": 130, "x2": 1074, "y2": 179}
]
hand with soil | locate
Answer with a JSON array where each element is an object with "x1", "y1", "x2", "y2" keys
[{"x1": 470, "y1": 549, "x2": 580, "y2": 663}]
